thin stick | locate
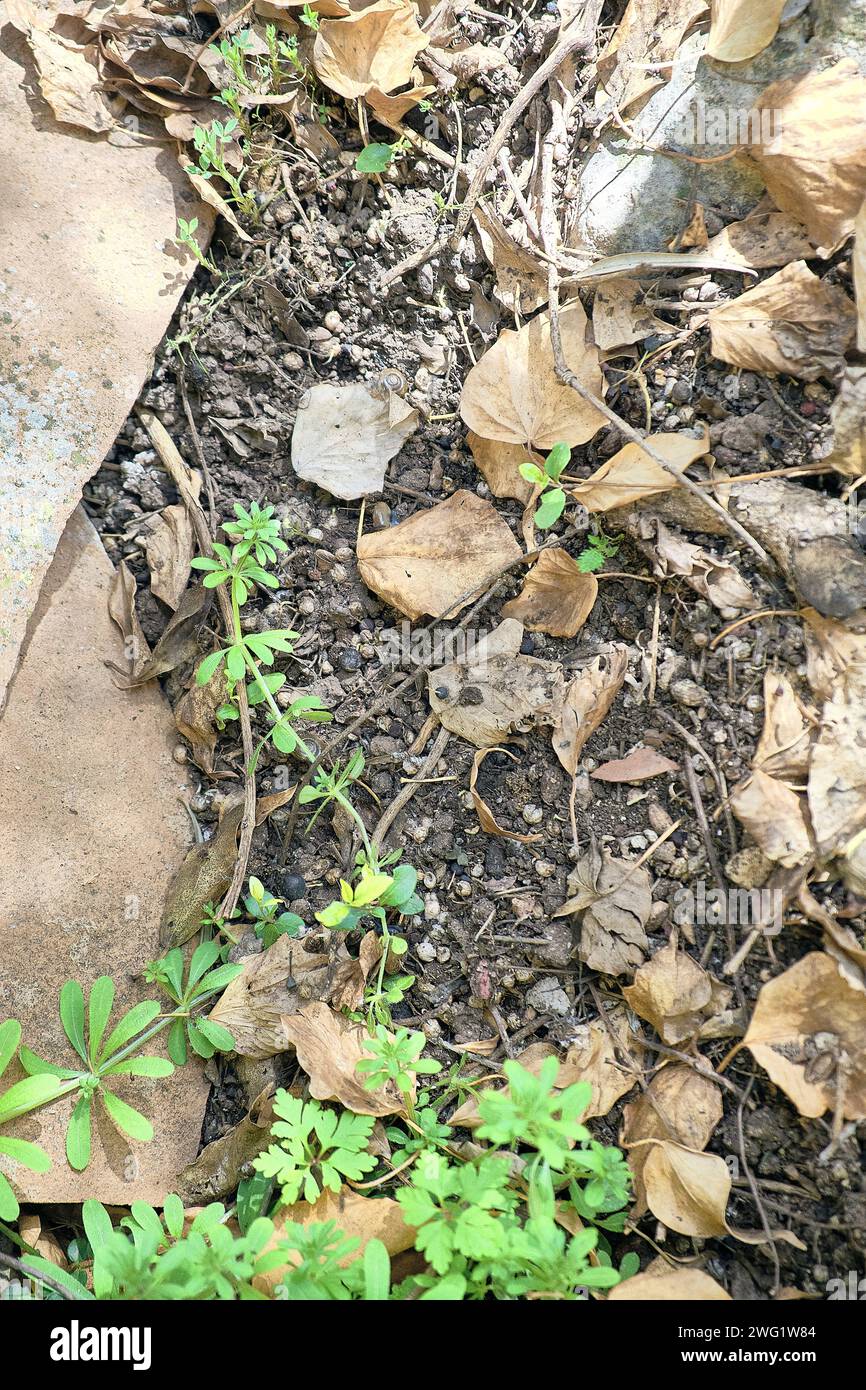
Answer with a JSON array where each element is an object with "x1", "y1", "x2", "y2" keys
[
  {"x1": 0, "y1": 1250, "x2": 78, "y2": 1301},
  {"x1": 372, "y1": 724, "x2": 451, "y2": 851}
]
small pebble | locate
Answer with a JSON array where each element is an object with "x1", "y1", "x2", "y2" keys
[
  {"x1": 522, "y1": 803, "x2": 544, "y2": 826},
  {"x1": 416, "y1": 939, "x2": 437, "y2": 963},
  {"x1": 172, "y1": 745, "x2": 188, "y2": 764}
]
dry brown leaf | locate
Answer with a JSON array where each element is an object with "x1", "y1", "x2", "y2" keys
[
  {"x1": 754, "y1": 671, "x2": 813, "y2": 779},
  {"x1": 707, "y1": 261, "x2": 856, "y2": 380},
  {"x1": 144, "y1": 500, "x2": 197, "y2": 610},
  {"x1": 365, "y1": 81, "x2": 435, "y2": 127},
  {"x1": 282, "y1": 1001, "x2": 407, "y2": 1115},
  {"x1": 750, "y1": 61, "x2": 866, "y2": 257},
  {"x1": 807, "y1": 667, "x2": 866, "y2": 860},
  {"x1": 706, "y1": 0, "x2": 784, "y2": 62},
  {"x1": 472, "y1": 205, "x2": 548, "y2": 315},
  {"x1": 551, "y1": 647, "x2": 629, "y2": 775},
  {"x1": 174, "y1": 667, "x2": 225, "y2": 775},
  {"x1": 570, "y1": 430, "x2": 710, "y2": 513},
  {"x1": 29, "y1": 28, "x2": 116, "y2": 133},
  {"x1": 649, "y1": 517, "x2": 756, "y2": 614},
  {"x1": 502, "y1": 548, "x2": 598, "y2": 638},
  {"x1": 291, "y1": 381, "x2": 417, "y2": 499},
  {"x1": 254, "y1": 1189, "x2": 414, "y2": 1294},
  {"x1": 555, "y1": 841, "x2": 652, "y2": 977},
  {"x1": 672, "y1": 203, "x2": 708, "y2": 251},
  {"x1": 591, "y1": 277, "x2": 669, "y2": 352},
  {"x1": 459, "y1": 301, "x2": 605, "y2": 451},
  {"x1": 107, "y1": 559, "x2": 151, "y2": 677},
  {"x1": 855, "y1": 197, "x2": 866, "y2": 352},
  {"x1": 801, "y1": 608, "x2": 866, "y2": 703},
  {"x1": 466, "y1": 431, "x2": 534, "y2": 504},
  {"x1": 591, "y1": 748, "x2": 678, "y2": 783},
  {"x1": 738, "y1": 951, "x2": 866, "y2": 1120},
  {"x1": 825, "y1": 365, "x2": 866, "y2": 479},
  {"x1": 558, "y1": 1009, "x2": 641, "y2": 1119},
  {"x1": 17, "y1": 1213, "x2": 69, "y2": 1274},
  {"x1": 608, "y1": 1264, "x2": 731, "y2": 1300},
  {"x1": 642, "y1": 1141, "x2": 730, "y2": 1238},
  {"x1": 328, "y1": 930, "x2": 383, "y2": 1012},
  {"x1": 160, "y1": 802, "x2": 243, "y2": 948},
  {"x1": 729, "y1": 769, "x2": 814, "y2": 869},
  {"x1": 358, "y1": 491, "x2": 521, "y2": 622},
  {"x1": 705, "y1": 209, "x2": 815, "y2": 271},
  {"x1": 108, "y1": 583, "x2": 211, "y2": 687},
  {"x1": 175, "y1": 1090, "x2": 273, "y2": 1203},
  {"x1": 428, "y1": 618, "x2": 566, "y2": 747},
  {"x1": 208, "y1": 934, "x2": 346, "y2": 1060},
  {"x1": 313, "y1": 0, "x2": 428, "y2": 98},
  {"x1": 596, "y1": 0, "x2": 708, "y2": 115},
  {"x1": 623, "y1": 938, "x2": 731, "y2": 1045},
  {"x1": 470, "y1": 747, "x2": 543, "y2": 843},
  {"x1": 621, "y1": 1063, "x2": 723, "y2": 1214}
]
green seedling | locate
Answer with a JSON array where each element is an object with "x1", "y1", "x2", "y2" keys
[
  {"x1": 0, "y1": 1021, "x2": 55, "y2": 1220},
  {"x1": 520, "y1": 441, "x2": 570, "y2": 529},
  {"x1": 354, "y1": 135, "x2": 409, "y2": 175},
  {"x1": 144, "y1": 941, "x2": 241, "y2": 1065},
  {"x1": 356, "y1": 1025, "x2": 441, "y2": 1120},
  {"x1": 19, "y1": 979, "x2": 173, "y2": 1171},
  {"x1": 175, "y1": 217, "x2": 219, "y2": 276},
  {"x1": 576, "y1": 530, "x2": 620, "y2": 573},
  {"x1": 299, "y1": 2, "x2": 320, "y2": 29},
  {"x1": 253, "y1": 1091, "x2": 377, "y2": 1205},
  {"x1": 187, "y1": 119, "x2": 257, "y2": 220},
  {"x1": 385, "y1": 1105, "x2": 452, "y2": 1166},
  {"x1": 210, "y1": 29, "x2": 254, "y2": 89},
  {"x1": 243, "y1": 876, "x2": 303, "y2": 948}
]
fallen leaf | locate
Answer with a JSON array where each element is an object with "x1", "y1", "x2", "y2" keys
[
  {"x1": 254, "y1": 1188, "x2": 414, "y2": 1294},
  {"x1": 502, "y1": 548, "x2": 598, "y2": 638},
  {"x1": 281, "y1": 1001, "x2": 408, "y2": 1115},
  {"x1": 183, "y1": 161, "x2": 253, "y2": 244},
  {"x1": 729, "y1": 769, "x2": 814, "y2": 869},
  {"x1": 707, "y1": 261, "x2": 856, "y2": 379},
  {"x1": 706, "y1": 0, "x2": 784, "y2": 62},
  {"x1": 641, "y1": 1141, "x2": 730, "y2": 1237},
  {"x1": 801, "y1": 608, "x2": 866, "y2": 703},
  {"x1": 591, "y1": 277, "x2": 669, "y2": 352},
  {"x1": 466, "y1": 431, "x2": 534, "y2": 504},
  {"x1": 428, "y1": 619, "x2": 566, "y2": 747},
  {"x1": 174, "y1": 666, "x2": 225, "y2": 774},
  {"x1": 17, "y1": 1213, "x2": 69, "y2": 1274},
  {"x1": 807, "y1": 667, "x2": 866, "y2": 859},
  {"x1": 621, "y1": 1063, "x2": 723, "y2": 1213},
  {"x1": 472, "y1": 204, "x2": 548, "y2": 314},
  {"x1": 754, "y1": 672, "x2": 813, "y2": 779},
  {"x1": 312, "y1": 0, "x2": 428, "y2": 98},
  {"x1": 459, "y1": 301, "x2": 605, "y2": 451},
  {"x1": 591, "y1": 748, "x2": 678, "y2": 782},
  {"x1": 623, "y1": 938, "x2": 731, "y2": 1045},
  {"x1": 671, "y1": 203, "x2": 708, "y2": 251},
  {"x1": 825, "y1": 365, "x2": 866, "y2": 479},
  {"x1": 29, "y1": 27, "x2": 116, "y2": 133},
  {"x1": 358, "y1": 491, "x2": 521, "y2": 622},
  {"x1": 175, "y1": 1090, "x2": 273, "y2": 1202},
  {"x1": 209, "y1": 935, "x2": 336, "y2": 1060},
  {"x1": 648, "y1": 517, "x2": 756, "y2": 613},
  {"x1": 555, "y1": 841, "x2": 652, "y2": 977},
  {"x1": 570, "y1": 430, "x2": 710, "y2": 512},
  {"x1": 107, "y1": 583, "x2": 211, "y2": 688},
  {"x1": 737, "y1": 951, "x2": 866, "y2": 1120},
  {"x1": 290, "y1": 381, "x2": 418, "y2": 500},
  {"x1": 160, "y1": 802, "x2": 243, "y2": 948},
  {"x1": 608, "y1": 1265, "x2": 731, "y2": 1300},
  {"x1": 596, "y1": 0, "x2": 708, "y2": 115},
  {"x1": 558, "y1": 1009, "x2": 641, "y2": 1119},
  {"x1": 107, "y1": 560, "x2": 151, "y2": 677},
  {"x1": 365, "y1": 80, "x2": 435, "y2": 127},
  {"x1": 469, "y1": 747, "x2": 543, "y2": 843},
  {"x1": 750, "y1": 61, "x2": 866, "y2": 256},
  {"x1": 143, "y1": 500, "x2": 197, "y2": 610},
  {"x1": 551, "y1": 647, "x2": 629, "y2": 775},
  {"x1": 329, "y1": 930, "x2": 382, "y2": 1013},
  {"x1": 705, "y1": 209, "x2": 815, "y2": 271}
]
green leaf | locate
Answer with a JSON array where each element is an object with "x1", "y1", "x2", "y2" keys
[
  {"x1": 82, "y1": 1199, "x2": 114, "y2": 1253},
  {"x1": 534, "y1": 488, "x2": 567, "y2": 530},
  {"x1": 108, "y1": 1056, "x2": 175, "y2": 1078},
  {"x1": 196, "y1": 649, "x2": 226, "y2": 685},
  {"x1": 362, "y1": 1238, "x2": 391, "y2": 1299},
  {"x1": 101, "y1": 1088, "x2": 154, "y2": 1143},
  {"x1": 271, "y1": 721, "x2": 297, "y2": 755},
  {"x1": 0, "y1": 1171, "x2": 19, "y2": 1221},
  {"x1": 163, "y1": 1193, "x2": 185, "y2": 1241},
  {"x1": 576, "y1": 545, "x2": 605, "y2": 573},
  {"x1": 189, "y1": 940, "x2": 222, "y2": 989},
  {"x1": 0, "y1": 1019, "x2": 21, "y2": 1079},
  {"x1": 226, "y1": 644, "x2": 247, "y2": 682},
  {"x1": 0, "y1": 1073, "x2": 65, "y2": 1125},
  {"x1": 99, "y1": 1000, "x2": 161, "y2": 1065},
  {"x1": 22, "y1": 1254, "x2": 95, "y2": 1300},
  {"x1": 168, "y1": 1017, "x2": 188, "y2": 1067},
  {"x1": 195, "y1": 1017, "x2": 236, "y2": 1052},
  {"x1": 188, "y1": 1023, "x2": 216, "y2": 1059},
  {"x1": 191, "y1": 962, "x2": 243, "y2": 999},
  {"x1": 355, "y1": 142, "x2": 394, "y2": 173},
  {"x1": 88, "y1": 977, "x2": 115, "y2": 1061},
  {"x1": 17, "y1": 1047, "x2": 80, "y2": 1081},
  {"x1": 247, "y1": 672, "x2": 286, "y2": 706},
  {"x1": 0, "y1": 1135, "x2": 51, "y2": 1171},
  {"x1": 544, "y1": 442, "x2": 571, "y2": 479},
  {"x1": 59, "y1": 980, "x2": 88, "y2": 1064},
  {"x1": 519, "y1": 461, "x2": 546, "y2": 485},
  {"x1": 67, "y1": 1095, "x2": 92, "y2": 1171}
]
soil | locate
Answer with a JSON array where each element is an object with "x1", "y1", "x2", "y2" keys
[{"x1": 77, "y1": 2, "x2": 864, "y2": 1300}]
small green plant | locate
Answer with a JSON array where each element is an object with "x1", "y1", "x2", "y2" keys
[
  {"x1": 19, "y1": 979, "x2": 173, "y2": 1171},
  {"x1": 357, "y1": 1025, "x2": 441, "y2": 1120},
  {"x1": 187, "y1": 119, "x2": 257, "y2": 220},
  {"x1": 520, "y1": 441, "x2": 570, "y2": 528},
  {"x1": 354, "y1": 135, "x2": 409, "y2": 175},
  {"x1": 211, "y1": 28, "x2": 254, "y2": 89},
  {"x1": 144, "y1": 941, "x2": 241, "y2": 1065},
  {"x1": 299, "y1": 1, "x2": 320, "y2": 29},
  {"x1": 175, "y1": 217, "x2": 219, "y2": 276},
  {"x1": 0, "y1": 1021, "x2": 56, "y2": 1220},
  {"x1": 243, "y1": 876, "x2": 303, "y2": 948},
  {"x1": 576, "y1": 530, "x2": 620, "y2": 573},
  {"x1": 253, "y1": 1091, "x2": 377, "y2": 1204},
  {"x1": 386, "y1": 1104, "x2": 452, "y2": 1166}
]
